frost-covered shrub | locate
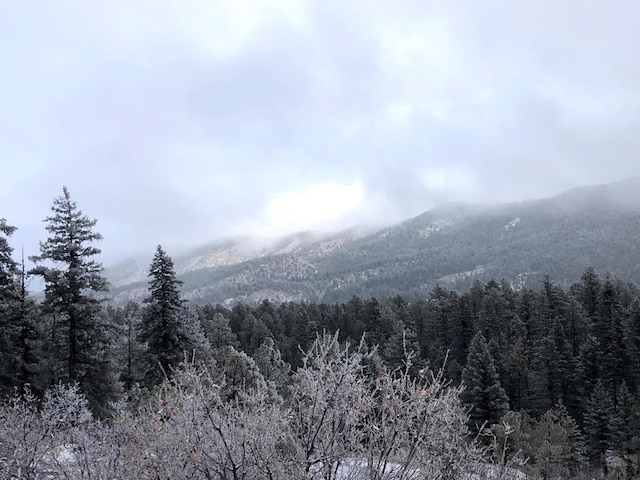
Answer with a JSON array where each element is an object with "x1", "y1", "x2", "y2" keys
[{"x1": 0, "y1": 335, "x2": 484, "y2": 479}]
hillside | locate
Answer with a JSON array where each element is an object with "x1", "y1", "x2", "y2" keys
[{"x1": 107, "y1": 178, "x2": 640, "y2": 304}]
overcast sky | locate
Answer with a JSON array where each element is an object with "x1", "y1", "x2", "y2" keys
[{"x1": 2, "y1": 1, "x2": 640, "y2": 265}]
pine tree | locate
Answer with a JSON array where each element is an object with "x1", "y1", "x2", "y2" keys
[
  {"x1": 530, "y1": 402, "x2": 587, "y2": 478},
  {"x1": 247, "y1": 314, "x2": 271, "y2": 355},
  {"x1": 257, "y1": 299, "x2": 285, "y2": 343},
  {"x1": 15, "y1": 261, "x2": 41, "y2": 393},
  {"x1": 598, "y1": 276, "x2": 625, "y2": 398},
  {"x1": 381, "y1": 318, "x2": 420, "y2": 371},
  {"x1": 213, "y1": 345, "x2": 269, "y2": 402},
  {"x1": 610, "y1": 380, "x2": 640, "y2": 455},
  {"x1": 583, "y1": 379, "x2": 615, "y2": 462},
  {"x1": 362, "y1": 297, "x2": 384, "y2": 346},
  {"x1": 199, "y1": 308, "x2": 238, "y2": 350},
  {"x1": 577, "y1": 335, "x2": 601, "y2": 412},
  {"x1": 343, "y1": 295, "x2": 365, "y2": 341},
  {"x1": 29, "y1": 188, "x2": 116, "y2": 415},
  {"x1": 0, "y1": 219, "x2": 21, "y2": 392},
  {"x1": 479, "y1": 280, "x2": 514, "y2": 342},
  {"x1": 625, "y1": 299, "x2": 640, "y2": 392},
  {"x1": 461, "y1": 331, "x2": 510, "y2": 432},
  {"x1": 578, "y1": 267, "x2": 601, "y2": 318},
  {"x1": 0, "y1": 219, "x2": 18, "y2": 289},
  {"x1": 421, "y1": 286, "x2": 457, "y2": 367},
  {"x1": 253, "y1": 337, "x2": 291, "y2": 397},
  {"x1": 139, "y1": 245, "x2": 190, "y2": 386},
  {"x1": 288, "y1": 305, "x2": 317, "y2": 368},
  {"x1": 504, "y1": 316, "x2": 531, "y2": 412},
  {"x1": 110, "y1": 301, "x2": 146, "y2": 391},
  {"x1": 0, "y1": 226, "x2": 39, "y2": 392}
]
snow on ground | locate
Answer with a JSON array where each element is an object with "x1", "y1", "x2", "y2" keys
[
  {"x1": 419, "y1": 219, "x2": 453, "y2": 239},
  {"x1": 318, "y1": 458, "x2": 526, "y2": 480},
  {"x1": 504, "y1": 218, "x2": 521, "y2": 230}
]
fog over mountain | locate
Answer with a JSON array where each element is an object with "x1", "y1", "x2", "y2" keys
[
  {"x1": 2, "y1": 1, "x2": 640, "y2": 265},
  {"x1": 105, "y1": 178, "x2": 640, "y2": 305}
]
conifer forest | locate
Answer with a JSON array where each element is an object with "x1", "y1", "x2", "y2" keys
[{"x1": 3, "y1": 188, "x2": 640, "y2": 479}]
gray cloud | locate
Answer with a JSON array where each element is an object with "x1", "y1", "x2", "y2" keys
[{"x1": 2, "y1": 0, "x2": 640, "y2": 265}]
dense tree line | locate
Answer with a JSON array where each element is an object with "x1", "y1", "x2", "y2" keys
[
  {"x1": 2, "y1": 188, "x2": 640, "y2": 478},
  {"x1": 192, "y1": 270, "x2": 640, "y2": 477}
]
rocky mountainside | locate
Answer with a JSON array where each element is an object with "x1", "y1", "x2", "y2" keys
[{"x1": 107, "y1": 178, "x2": 640, "y2": 305}]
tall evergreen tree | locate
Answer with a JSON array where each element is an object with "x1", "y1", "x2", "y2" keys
[
  {"x1": 110, "y1": 301, "x2": 145, "y2": 391},
  {"x1": 0, "y1": 219, "x2": 18, "y2": 290},
  {"x1": 504, "y1": 316, "x2": 531, "y2": 411},
  {"x1": 461, "y1": 331, "x2": 509, "y2": 432},
  {"x1": 29, "y1": 188, "x2": 116, "y2": 415},
  {"x1": 610, "y1": 380, "x2": 640, "y2": 455},
  {"x1": 139, "y1": 245, "x2": 190, "y2": 386},
  {"x1": 0, "y1": 219, "x2": 21, "y2": 391},
  {"x1": 583, "y1": 379, "x2": 615, "y2": 463},
  {"x1": 14, "y1": 252, "x2": 41, "y2": 392},
  {"x1": 625, "y1": 299, "x2": 640, "y2": 392},
  {"x1": 0, "y1": 224, "x2": 39, "y2": 391},
  {"x1": 287, "y1": 305, "x2": 317, "y2": 368},
  {"x1": 421, "y1": 286, "x2": 457, "y2": 367},
  {"x1": 382, "y1": 318, "x2": 420, "y2": 371},
  {"x1": 598, "y1": 276, "x2": 625, "y2": 398},
  {"x1": 343, "y1": 295, "x2": 365, "y2": 341},
  {"x1": 578, "y1": 267, "x2": 602, "y2": 319},
  {"x1": 577, "y1": 334, "x2": 601, "y2": 411},
  {"x1": 257, "y1": 299, "x2": 285, "y2": 343}
]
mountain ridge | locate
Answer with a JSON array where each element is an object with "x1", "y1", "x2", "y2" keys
[{"x1": 107, "y1": 178, "x2": 640, "y2": 305}]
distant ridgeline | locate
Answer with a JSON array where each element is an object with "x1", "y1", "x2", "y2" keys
[{"x1": 107, "y1": 177, "x2": 640, "y2": 305}]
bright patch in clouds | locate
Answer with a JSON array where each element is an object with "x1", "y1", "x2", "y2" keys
[
  {"x1": 422, "y1": 167, "x2": 476, "y2": 196},
  {"x1": 263, "y1": 180, "x2": 364, "y2": 234}
]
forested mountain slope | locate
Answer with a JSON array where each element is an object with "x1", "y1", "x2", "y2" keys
[{"x1": 108, "y1": 178, "x2": 640, "y2": 304}]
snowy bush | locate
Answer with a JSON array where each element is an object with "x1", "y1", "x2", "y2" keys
[{"x1": 0, "y1": 335, "x2": 489, "y2": 479}]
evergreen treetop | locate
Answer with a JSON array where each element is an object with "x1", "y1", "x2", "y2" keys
[
  {"x1": 140, "y1": 245, "x2": 190, "y2": 386},
  {"x1": 461, "y1": 331, "x2": 510, "y2": 432}
]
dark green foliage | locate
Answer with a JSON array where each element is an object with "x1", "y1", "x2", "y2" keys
[
  {"x1": 104, "y1": 269, "x2": 640, "y2": 469},
  {"x1": 583, "y1": 379, "x2": 615, "y2": 459},
  {"x1": 528, "y1": 402, "x2": 587, "y2": 478},
  {"x1": 578, "y1": 267, "x2": 601, "y2": 318},
  {"x1": 419, "y1": 285, "x2": 460, "y2": 368},
  {"x1": 139, "y1": 245, "x2": 191, "y2": 386},
  {"x1": 0, "y1": 219, "x2": 18, "y2": 291},
  {"x1": 0, "y1": 219, "x2": 22, "y2": 392},
  {"x1": 110, "y1": 302, "x2": 146, "y2": 391},
  {"x1": 625, "y1": 300, "x2": 640, "y2": 392},
  {"x1": 610, "y1": 381, "x2": 640, "y2": 454},
  {"x1": 29, "y1": 188, "x2": 117, "y2": 415},
  {"x1": 381, "y1": 322, "x2": 420, "y2": 371},
  {"x1": 199, "y1": 307, "x2": 239, "y2": 350},
  {"x1": 461, "y1": 332, "x2": 509, "y2": 431},
  {"x1": 285, "y1": 304, "x2": 318, "y2": 368},
  {"x1": 503, "y1": 316, "x2": 530, "y2": 411}
]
